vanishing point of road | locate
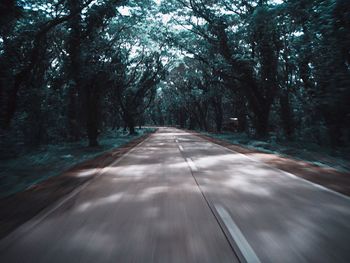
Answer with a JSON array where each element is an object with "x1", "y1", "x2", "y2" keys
[{"x1": 1, "y1": 127, "x2": 350, "y2": 263}]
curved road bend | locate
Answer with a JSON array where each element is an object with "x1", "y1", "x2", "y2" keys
[{"x1": 1, "y1": 127, "x2": 350, "y2": 263}]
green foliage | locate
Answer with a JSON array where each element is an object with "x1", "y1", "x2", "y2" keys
[
  {"x1": 0, "y1": 0, "x2": 349, "y2": 156},
  {"x1": 154, "y1": 0, "x2": 350, "y2": 145}
]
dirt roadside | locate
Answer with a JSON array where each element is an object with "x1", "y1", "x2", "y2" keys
[
  {"x1": 0, "y1": 132, "x2": 154, "y2": 240},
  {"x1": 192, "y1": 131, "x2": 350, "y2": 198}
]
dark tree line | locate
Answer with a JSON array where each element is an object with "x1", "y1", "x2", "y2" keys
[
  {"x1": 1, "y1": 0, "x2": 349, "y2": 158},
  {"x1": 0, "y1": 0, "x2": 165, "y2": 156},
  {"x1": 151, "y1": 0, "x2": 350, "y2": 147}
]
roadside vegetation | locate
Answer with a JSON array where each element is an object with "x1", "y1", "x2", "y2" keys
[
  {"x1": 202, "y1": 131, "x2": 350, "y2": 172},
  {"x1": 0, "y1": 0, "x2": 349, "y2": 193},
  {"x1": 0, "y1": 128, "x2": 154, "y2": 197}
]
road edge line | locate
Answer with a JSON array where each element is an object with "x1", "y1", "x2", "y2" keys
[
  {"x1": 194, "y1": 133, "x2": 350, "y2": 201},
  {"x1": 0, "y1": 132, "x2": 154, "y2": 251}
]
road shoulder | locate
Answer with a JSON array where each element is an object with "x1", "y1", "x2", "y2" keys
[
  {"x1": 0, "y1": 132, "x2": 154, "y2": 240},
  {"x1": 190, "y1": 131, "x2": 350, "y2": 197}
]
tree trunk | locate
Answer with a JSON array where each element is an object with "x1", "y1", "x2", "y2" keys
[
  {"x1": 235, "y1": 103, "x2": 247, "y2": 133},
  {"x1": 212, "y1": 98, "x2": 223, "y2": 133},
  {"x1": 85, "y1": 84, "x2": 99, "y2": 147},
  {"x1": 254, "y1": 105, "x2": 270, "y2": 138},
  {"x1": 66, "y1": 0, "x2": 82, "y2": 141},
  {"x1": 67, "y1": 85, "x2": 80, "y2": 141},
  {"x1": 129, "y1": 123, "x2": 136, "y2": 135},
  {"x1": 88, "y1": 130, "x2": 98, "y2": 147},
  {"x1": 279, "y1": 91, "x2": 294, "y2": 139},
  {"x1": 189, "y1": 116, "x2": 195, "y2": 130},
  {"x1": 179, "y1": 110, "x2": 186, "y2": 128},
  {"x1": 126, "y1": 115, "x2": 136, "y2": 135},
  {"x1": 215, "y1": 114, "x2": 223, "y2": 133}
]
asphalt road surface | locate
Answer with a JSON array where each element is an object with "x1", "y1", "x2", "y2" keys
[{"x1": 1, "y1": 127, "x2": 350, "y2": 263}]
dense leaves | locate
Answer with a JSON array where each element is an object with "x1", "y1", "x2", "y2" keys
[
  {"x1": 0, "y1": 0, "x2": 164, "y2": 154},
  {"x1": 0, "y1": 0, "x2": 349, "y2": 157},
  {"x1": 156, "y1": 0, "x2": 350, "y2": 145}
]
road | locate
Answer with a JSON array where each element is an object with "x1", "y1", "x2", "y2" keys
[{"x1": 1, "y1": 127, "x2": 350, "y2": 263}]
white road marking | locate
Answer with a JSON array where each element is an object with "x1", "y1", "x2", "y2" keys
[
  {"x1": 205, "y1": 137, "x2": 350, "y2": 201},
  {"x1": 279, "y1": 170, "x2": 350, "y2": 200},
  {"x1": 179, "y1": 145, "x2": 184, "y2": 152},
  {"x1": 186, "y1": 158, "x2": 198, "y2": 172},
  {"x1": 0, "y1": 134, "x2": 153, "y2": 250},
  {"x1": 215, "y1": 204, "x2": 261, "y2": 263}
]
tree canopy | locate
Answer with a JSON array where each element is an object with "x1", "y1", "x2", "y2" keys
[{"x1": 1, "y1": 0, "x2": 349, "y2": 154}]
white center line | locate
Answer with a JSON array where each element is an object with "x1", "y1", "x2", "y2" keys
[
  {"x1": 186, "y1": 158, "x2": 198, "y2": 172},
  {"x1": 179, "y1": 145, "x2": 184, "y2": 151},
  {"x1": 215, "y1": 204, "x2": 261, "y2": 263}
]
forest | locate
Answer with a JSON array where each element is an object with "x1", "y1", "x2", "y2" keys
[{"x1": 1, "y1": 0, "x2": 349, "y2": 156}]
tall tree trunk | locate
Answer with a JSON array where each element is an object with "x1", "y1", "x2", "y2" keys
[
  {"x1": 123, "y1": 112, "x2": 136, "y2": 135},
  {"x1": 85, "y1": 83, "x2": 99, "y2": 147},
  {"x1": 234, "y1": 95, "x2": 247, "y2": 133},
  {"x1": 212, "y1": 97, "x2": 223, "y2": 132},
  {"x1": 189, "y1": 116, "x2": 195, "y2": 130},
  {"x1": 279, "y1": 91, "x2": 295, "y2": 139},
  {"x1": 215, "y1": 113, "x2": 223, "y2": 132},
  {"x1": 128, "y1": 118, "x2": 136, "y2": 135},
  {"x1": 179, "y1": 109, "x2": 185, "y2": 128},
  {"x1": 67, "y1": 86, "x2": 80, "y2": 140},
  {"x1": 253, "y1": 103, "x2": 271, "y2": 138},
  {"x1": 66, "y1": 0, "x2": 82, "y2": 141}
]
